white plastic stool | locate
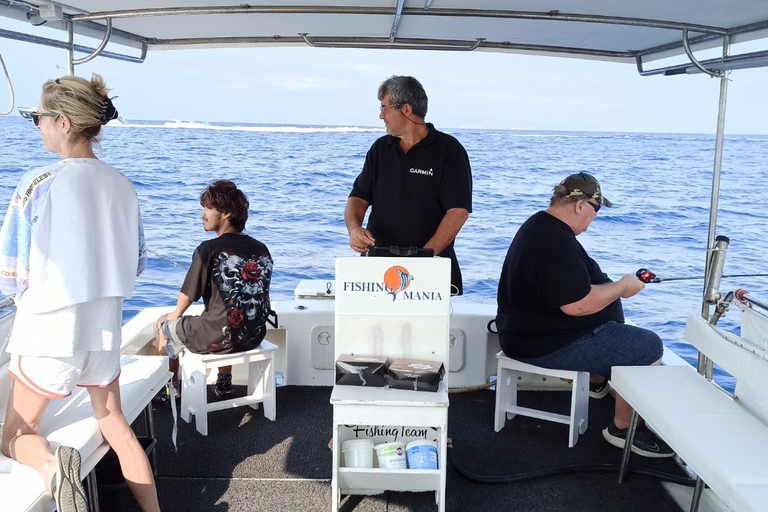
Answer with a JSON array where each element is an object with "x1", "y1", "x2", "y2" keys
[
  {"x1": 494, "y1": 351, "x2": 589, "y2": 447},
  {"x1": 180, "y1": 340, "x2": 278, "y2": 435}
]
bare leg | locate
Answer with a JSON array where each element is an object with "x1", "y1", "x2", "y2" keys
[
  {"x1": 154, "y1": 323, "x2": 168, "y2": 356},
  {"x1": 613, "y1": 393, "x2": 634, "y2": 429},
  {"x1": 613, "y1": 357, "x2": 662, "y2": 429},
  {"x1": 590, "y1": 375, "x2": 607, "y2": 385},
  {"x1": 87, "y1": 380, "x2": 161, "y2": 512},
  {"x1": 1, "y1": 380, "x2": 56, "y2": 494},
  {"x1": 218, "y1": 365, "x2": 232, "y2": 375},
  {"x1": 168, "y1": 357, "x2": 180, "y2": 381},
  {"x1": 156, "y1": 323, "x2": 180, "y2": 381}
]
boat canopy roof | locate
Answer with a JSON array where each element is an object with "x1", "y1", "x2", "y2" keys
[{"x1": 2, "y1": 1, "x2": 768, "y2": 75}]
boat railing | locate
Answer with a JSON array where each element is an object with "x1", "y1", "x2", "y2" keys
[
  {"x1": 0, "y1": 50, "x2": 14, "y2": 116},
  {"x1": 0, "y1": 297, "x2": 14, "y2": 368},
  {"x1": 732, "y1": 293, "x2": 768, "y2": 362}
]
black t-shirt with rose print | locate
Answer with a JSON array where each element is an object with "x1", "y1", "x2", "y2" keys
[{"x1": 174, "y1": 233, "x2": 273, "y2": 354}]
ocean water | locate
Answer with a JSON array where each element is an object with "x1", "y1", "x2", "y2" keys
[{"x1": 3, "y1": 115, "x2": 768, "y2": 391}]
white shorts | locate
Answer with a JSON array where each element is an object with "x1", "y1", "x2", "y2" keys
[
  {"x1": 7, "y1": 348, "x2": 121, "y2": 398},
  {"x1": 7, "y1": 296, "x2": 123, "y2": 357}
]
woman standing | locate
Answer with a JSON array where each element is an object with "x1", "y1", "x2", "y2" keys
[{"x1": 0, "y1": 75, "x2": 160, "y2": 512}]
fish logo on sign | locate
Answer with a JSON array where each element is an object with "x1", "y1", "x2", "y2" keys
[{"x1": 383, "y1": 266, "x2": 413, "y2": 301}]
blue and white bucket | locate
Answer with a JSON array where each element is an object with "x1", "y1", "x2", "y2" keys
[{"x1": 405, "y1": 440, "x2": 438, "y2": 470}]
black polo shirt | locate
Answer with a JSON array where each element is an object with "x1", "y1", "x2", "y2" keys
[
  {"x1": 349, "y1": 123, "x2": 472, "y2": 293},
  {"x1": 496, "y1": 211, "x2": 624, "y2": 358}
]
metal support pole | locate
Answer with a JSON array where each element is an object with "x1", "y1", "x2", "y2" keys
[
  {"x1": 617, "y1": 410, "x2": 639, "y2": 483},
  {"x1": 86, "y1": 470, "x2": 101, "y2": 512},
  {"x1": 144, "y1": 402, "x2": 158, "y2": 474},
  {"x1": 66, "y1": 22, "x2": 74, "y2": 76},
  {"x1": 72, "y1": 19, "x2": 113, "y2": 66},
  {"x1": 690, "y1": 476, "x2": 705, "y2": 512},
  {"x1": 699, "y1": 36, "x2": 730, "y2": 376}
]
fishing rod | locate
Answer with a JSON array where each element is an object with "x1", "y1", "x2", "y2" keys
[
  {"x1": 635, "y1": 268, "x2": 768, "y2": 284},
  {"x1": 148, "y1": 249, "x2": 188, "y2": 271}
]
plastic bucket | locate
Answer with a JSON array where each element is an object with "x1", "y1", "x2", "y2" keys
[
  {"x1": 406, "y1": 440, "x2": 438, "y2": 470},
  {"x1": 374, "y1": 442, "x2": 407, "y2": 469},
  {"x1": 341, "y1": 439, "x2": 374, "y2": 468}
]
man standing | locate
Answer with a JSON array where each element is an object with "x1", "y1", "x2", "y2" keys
[
  {"x1": 496, "y1": 172, "x2": 673, "y2": 458},
  {"x1": 156, "y1": 180, "x2": 273, "y2": 400},
  {"x1": 345, "y1": 75, "x2": 473, "y2": 295}
]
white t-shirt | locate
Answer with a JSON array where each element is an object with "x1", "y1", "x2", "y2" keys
[
  {"x1": 3, "y1": 158, "x2": 144, "y2": 356},
  {"x1": 22, "y1": 158, "x2": 143, "y2": 311}
]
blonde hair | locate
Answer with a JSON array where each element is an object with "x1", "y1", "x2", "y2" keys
[
  {"x1": 549, "y1": 184, "x2": 580, "y2": 207},
  {"x1": 40, "y1": 74, "x2": 111, "y2": 141}
]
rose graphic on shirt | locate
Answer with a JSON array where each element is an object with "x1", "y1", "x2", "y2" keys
[
  {"x1": 228, "y1": 309, "x2": 245, "y2": 329},
  {"x1": 241, "y1": 260, "x2": 261, "y2": 282}
]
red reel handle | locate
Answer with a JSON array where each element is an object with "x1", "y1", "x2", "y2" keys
[{"x1": 636, "y1": 268, "x2": 657, "y2": 283}]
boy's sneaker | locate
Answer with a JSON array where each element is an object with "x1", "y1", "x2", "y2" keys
[
  {"x1": 602, "y1": 421, "x2": 675, "y2": 458},
  {"x1": 153, "y1": 380, "x2": 181, "y2": 407},
  {"x1": 589, "y1": 380, "x2": 609, "y2": 399},
  {"x1": 214, "y1": 373, "x2": 234, "y2": 399}
]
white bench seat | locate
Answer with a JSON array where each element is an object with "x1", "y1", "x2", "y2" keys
[
  {"x1": 611, "y1": 365, "x2": 768, "y2": 511},
  {"x1": 729, "y1": 484, "x2": 768, "y2": 512},
  {"x1": 0, "y1": 354, "x2": 171, "y2": 512},
  {"x1": 611, "y1": 312, "x2": 768, "y2": 512}
]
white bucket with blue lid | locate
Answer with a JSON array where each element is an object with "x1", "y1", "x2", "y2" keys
[{"x1": 405, "y1": 440, "x2": 438, "y2": 470}]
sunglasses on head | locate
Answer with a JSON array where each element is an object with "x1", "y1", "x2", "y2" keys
[{"x1": 20, "y1": 110, "x2": 59, "y2": 127}]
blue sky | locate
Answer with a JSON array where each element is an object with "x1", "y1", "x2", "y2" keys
[{"x1": 2, "y1": 17, "x2": 768, "y2": 134}]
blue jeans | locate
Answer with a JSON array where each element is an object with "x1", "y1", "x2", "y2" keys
[{"x1": 516, "y1": 321, "x2": 663, "y2": 378}]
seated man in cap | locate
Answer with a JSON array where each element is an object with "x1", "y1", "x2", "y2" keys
[{"x1": 495, "y1": 172, "x2": 673, "y2": 458}]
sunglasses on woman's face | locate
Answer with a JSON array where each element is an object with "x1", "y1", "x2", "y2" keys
[{"x1": 20, "y1": 110, "x2": 59, "y2": 127}]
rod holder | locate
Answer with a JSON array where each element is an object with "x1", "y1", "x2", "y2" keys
[{"x1": 704, "y1": 235, "x2": 729, "y2": 304}]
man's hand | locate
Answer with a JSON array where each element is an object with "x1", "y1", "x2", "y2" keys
[
  {"x1": 344, "y1": 197, "x2": 373, "y2": 253},
  {"x1": 617, "y1": 273, "x2": 645, "y2": 298},
  {"x1": 155, "y1": 313, "x2": 167, "y2": 333},
  {"x1": 561, "y1": 273, "x2": 646, "y2": 317},
  {"x1": 155, "y1": 313, "x2": 169, "y2": 354},
  {"x1": 349, "y1": 226, "x2": 375, "y2": 254},
  {"x1": 155, "y1": 310, "x2": 182, "y2": 336},
  {"x1": 155, "y1": 309, "x2": 183, "y2": 356},
  {"x1": 424, "y1": 207, "x2": 469, "y2": 256}
]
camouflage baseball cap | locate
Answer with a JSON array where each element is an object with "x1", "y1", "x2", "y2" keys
[{"x1": 559, "y1": 172, "x2": 613, "y2": 207}]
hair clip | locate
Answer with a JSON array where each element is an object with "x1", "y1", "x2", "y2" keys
[{"x1": 99, "y1": 96, "x2": 119, "y2": 125}]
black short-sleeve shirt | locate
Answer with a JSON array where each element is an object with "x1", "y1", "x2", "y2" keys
[
  {"x1": 349, "y1": 123, "x2": 472, "y2": 292},
  {"x1": 495, "y1": 211, "x2": 624, "y2": 358},
  {"x1": 176, "y1": 233, "x2": 273, "y2": 354}
]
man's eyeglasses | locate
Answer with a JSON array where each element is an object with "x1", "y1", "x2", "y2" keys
[
  {"x1": 584, "y1": 200, "x2": 601, "y2": 213},
  {"x1": 379, "y1": 104, "x2": 400, "y2": 114},
  {"x1": 20, "y1": 110, "x2": 59, "y2": 127}
]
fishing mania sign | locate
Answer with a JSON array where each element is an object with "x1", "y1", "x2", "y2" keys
[{"x1": 334, "y1": 257, "x2": 451, "y2": 312}]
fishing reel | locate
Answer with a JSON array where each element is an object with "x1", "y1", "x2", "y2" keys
[{"x1": 636, "y1": 268, "x2": 660, "y2": 283}]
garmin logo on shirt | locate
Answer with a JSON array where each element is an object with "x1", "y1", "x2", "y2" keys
[{"x1": 410, "y1": 167, "x2": 433, "y2": 176}]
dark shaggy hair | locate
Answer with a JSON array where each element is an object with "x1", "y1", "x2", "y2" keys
[{"x1": 200, "y1": 180, "x2": 249, "y2": 232}]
